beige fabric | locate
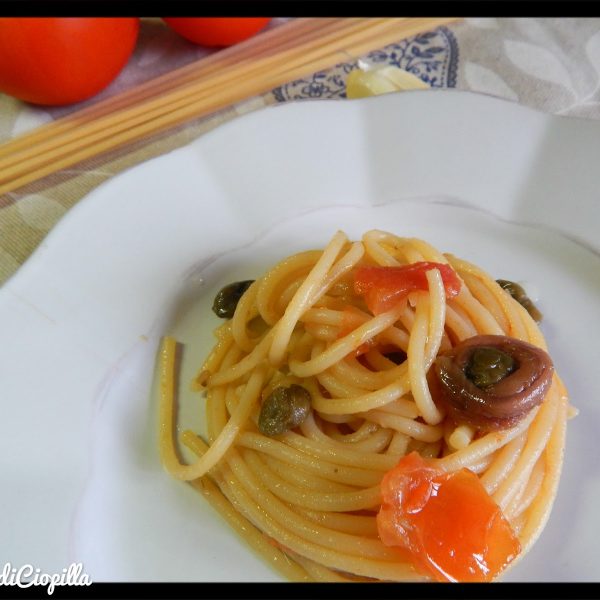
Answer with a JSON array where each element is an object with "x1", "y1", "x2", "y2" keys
[{"x1": 1, "y1": 17, "x2": 599, "y2": 285}]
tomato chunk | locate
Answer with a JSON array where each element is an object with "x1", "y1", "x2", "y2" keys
[
  {"x1": 377, "y1": 452, "x2": 520, "y2": 582},
  {"x1": 354, "y1": 262, "x2": 461, "y2": 315}
]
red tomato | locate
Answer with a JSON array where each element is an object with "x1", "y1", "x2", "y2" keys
[
  {"x1": 0, "y1": 18, "x2": 139, "y2": 106},
  {"x1": 163, "y1": 18, "x2": 271, "y2": 47},
  {"x1": 377, "y1": 452, "x2": 521, "y2": 582},
  {"x1": 354, "y1": 262, "x2": 462, "y2": 315}
]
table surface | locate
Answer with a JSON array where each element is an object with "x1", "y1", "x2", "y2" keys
[{"x1": 1, "y1": 17, "x2": 599, "y2": 286}]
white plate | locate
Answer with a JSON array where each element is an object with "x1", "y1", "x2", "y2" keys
[{"x1": 1, "y1": 90, "x2": 599, "y2": 583}]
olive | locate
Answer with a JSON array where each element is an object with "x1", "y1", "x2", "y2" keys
[
  {"x1": 212, "y1": 280, "x2": 255, "y2": 319},
  {"x1": 465, "y1": 346, "x2": 516, "y2": 389},
  {"x1": 258, "y1": 384, "x2": 312, "y2": 437},
  {"x1": 429, "y1": 335, "x2": 554, "y2": 431},
  {"x1": 496, "y1": 279, "x2": 543, "y2": 323}
]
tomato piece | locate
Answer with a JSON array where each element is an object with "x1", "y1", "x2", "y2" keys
[
  {"x1": 163, "y1": 18, "x2": 271, "y2": 47},
  {"x1": 377, "y1": 452, "x2": 520, "y2": 582},
  {"x1": 354, "y1": 262, "x2": 461, "y2": 315},
  {"x1": 0, "y1": 18, "x2": 139, "y2": 106}
]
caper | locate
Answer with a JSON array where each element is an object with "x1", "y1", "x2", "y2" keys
[
  {"x1": 496, "y1": 279, "x2": 543, "y2": 322},
  {"x1": 518, "y1": 296, "x2": 543, "y2": 323},
  {"x1": 465, "y1": 346, "x2": 517, "y2": 389},
  {"x1": 212, "y1": 280, "x2": 254, "y2": 319},
  {"x1": 258, "y1": 384, "x2": 312, "y2": 437}
]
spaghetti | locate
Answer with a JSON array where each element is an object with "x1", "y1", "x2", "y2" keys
[{"x1": 158, "y1": 229, "x2": 572, "y2": 582}]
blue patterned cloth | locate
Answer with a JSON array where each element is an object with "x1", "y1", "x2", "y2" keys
[{"x1": 271, "y1": 26, "x2": 459, "y2": 102}]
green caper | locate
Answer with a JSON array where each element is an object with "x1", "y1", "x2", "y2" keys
[
  {"x1": 496, "y1": 279, "x2": 543, "y2": 322},
  {"x1": 258, "y1": 384, "x2": 312, "y2": 437},
  {"x1": 465, "y1": 346, "x2": 517, "y2": 389},
  {"x1": 212, "y1": 280, "x2": 254, "y2": 319}
]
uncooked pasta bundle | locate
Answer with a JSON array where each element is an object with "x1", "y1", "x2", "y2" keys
[{"x1": 158, "y1": 229, "x2": 572, "y2": 582}]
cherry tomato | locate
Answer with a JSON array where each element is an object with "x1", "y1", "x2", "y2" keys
[
  {"x1": 377, "y1": 452, "x2": 521, "y2": 582},
  {"x1": 354, "y1": 262, "x2": 461, "y2": 315},
  {"x1": 0, "y1": 18, "x2": 139, "y2": 106},
  {"x1": 163, "y1": 18, "x2": 271, "y2": 47}
]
